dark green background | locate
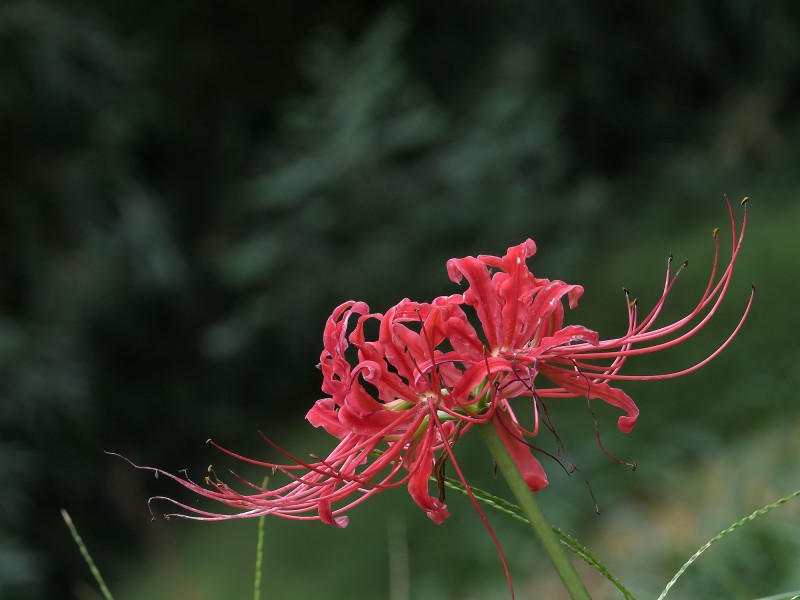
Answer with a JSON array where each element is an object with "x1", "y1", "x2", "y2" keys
[{"x1": 2, "y1": 2, "x2": 799, "y2": 598}]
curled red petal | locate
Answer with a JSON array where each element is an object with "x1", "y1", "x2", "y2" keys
[
  {"x1": 539, "y1": 363, "x2": 640, "y2": 433},
  {"x1": 318, "y1": 496, "x2": 349, "y2": 528},
  {"x1": 492, "y1": 408, "x2": 549, "y2": 492},
  {"x1": 405, "y1": 430, "x2": 450, "y2": 524},
  {"x1": 306, "y1": 398, "x2": 350, "y2": 438}
]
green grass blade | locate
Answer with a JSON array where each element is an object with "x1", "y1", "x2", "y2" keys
[
  {"x1": 441, "y1": 476, "x2": 636, "y2": 600},
  {"x1": 61, "y1": 509, "x2": 115, "y2": 600},
  {"x1": 751, "y1": 592, "x2": 800, "y2": 600},
  {"x1": 657, "y1": 489, "x2": 800, "y2": 600}
]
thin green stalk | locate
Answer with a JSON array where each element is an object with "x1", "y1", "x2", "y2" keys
[
  {"x1": 61, "y1": 509, "x2": 115, "y2": 600},
  {"x1": 254, "y1": 477, "x2": 268, "y2": 600},
  {"x1": 477, "y1": 423, "x2": 592, "y2": 600}
]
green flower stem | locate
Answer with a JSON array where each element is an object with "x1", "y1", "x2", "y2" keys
[
  {"x1": 253, "y1": 498, "x2": 267, "y2": 600},
  {"x1": 477, "y1": 423, "x2": 592, "y2": 600}
]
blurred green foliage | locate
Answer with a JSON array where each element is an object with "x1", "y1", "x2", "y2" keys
[{"x1": 2, "y1": 1, "x2": 800, "y2": 598}]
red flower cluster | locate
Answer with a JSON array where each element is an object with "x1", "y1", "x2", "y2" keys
[{"x1": 132, "y1": 198, "x2": 751, "y2": 529}]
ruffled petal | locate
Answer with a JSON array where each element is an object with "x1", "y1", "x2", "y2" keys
[
  {"x1": 522, "y1": 280, "x2": 584, "y2": 346},
  {"x1": 447, "y1": 256, "x2": 502, "y2": 349}
]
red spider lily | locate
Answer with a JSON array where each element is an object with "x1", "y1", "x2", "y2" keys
[
  {"x1": 444, "y1": 197, "x2": 751, "y2": 482},
  {"x1": 125, "y1": 197, "x2": 751, "y2": 596},
  {"x1": 123, "y1": 297, "x2": 489, "y2": 523}
]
